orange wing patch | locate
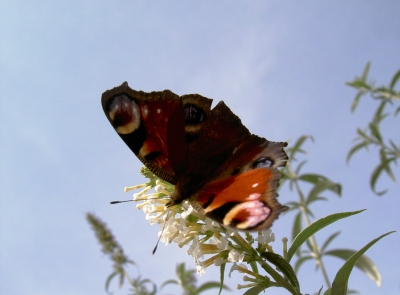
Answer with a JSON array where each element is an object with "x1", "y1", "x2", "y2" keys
[{"x1": 197, "y1": 168, "x2": 288, "y2": 230}]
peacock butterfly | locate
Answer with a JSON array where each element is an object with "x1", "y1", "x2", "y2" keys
[{"x1": 101, "y1": 82, "x2": 288, "y2": 231}]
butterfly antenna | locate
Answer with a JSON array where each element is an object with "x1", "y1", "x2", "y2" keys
[
  {"x1": 110, "y1": 200, "x2": 133, "y2": 204},
  {"x1": 152, "y1": 207, "x2": 171, "y2": 255}
]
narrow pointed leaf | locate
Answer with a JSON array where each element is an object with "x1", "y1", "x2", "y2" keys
[
  {"x1": 347, "y1": 142, "x2": 368, "y2": 163},
  {"x1": 389, "y1": 139, "x2": 399, "y2": 152},
  {"x1": 379, "y1": 149, "x2": 396, "y2": 182},
  {"x1": 395, "y1": 105, "x2": 400, "y2": 116},
  {"x1": 294, "y1": 255, "x2": 313, "y2": 273},
  {"x1": 299, "y1": 173, "x2": 327, "y2": 184},
  {"x1": 160, "y1": 279, "x2": 179, "y2": 289},
  {"x1": 370, "y1": 157, "x2": 396, "y2": 195},
  {"x1": 368, "y1": 123, "x2": 382, "y2": 143},
  {"x1": 288, "y1": 135, "x2": 314, "y2": 160},
  {"x1": 218, "y1": 263, "x2": 226, "y2": 295},
  {"x1": 307, "y1": 179, "x2": 341, "y2": 204},
  {"x1": 325, "y1": 249, "x2": 381, "y2": 286},
  {"x1": 350, "y1": 90, "x2": 365, "y2": 113},
  {"x1": 295, "y1": 160, "x2": 308, "y2": 175},
  {"x1": 389, "y1": 69, "x2": 400, "y2": 90},
  {"x1": 321, "y1": 231, "x2": 341, "y2": 253},
  {"x1": 244, "y1": 285, "x2": 266, "y2": 295},
  {"x1": 287, "y1": 210, "x2": 365, "y2": 262},
  {"x1": 361, "y1": 62, "x2": 371, "y2": 81},
  {"x1": 285, "y1": 201, "x2": 301, "y2": 211},
  {"x1": 356, "y1": 128, "x2": 370, "y2": 141},
  {"x1": 195, "y1": 282, "x2": 229, "y2": 295},
  {"x1": 372, "y1": 101, "x2": 388, "y2": 124},
  {"x1": 292, "y1": 212, "x2": 302, "y2": 246},
  {"x1": 348, "y1": 80, "x2": 370, "y2": 89},
  {"x1": 105, "y1": 271, "x2": 119, "y2": 293},
  {"x1": 261, "y1": 252, "x2": 300, "y2": 292},
  {"x1": 309, "y1": 196, "x2": 328, "y2": 204},
  {"x1": 331, "y1": 231, "x2": 395, "y2": 295}
]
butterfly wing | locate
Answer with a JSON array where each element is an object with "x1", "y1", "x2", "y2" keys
[
  {"x1": 102, "y1": 82, "x2": 288, "y2": 230},
  {"x1": 194, "y1": 168, "x2": 287, "y2": 230},
  {"x1": 101, "y1": 82, "x2": 186, "y2": 184},
  {"x1": 171, "y1": 96, "x2": 252, "y2": 201},
  {"x1": 191, "y1": 136, "x2": 288, "y2": 231},
  {"x1": 102, "y1": 82, "x2": 254, "y2": 198}
]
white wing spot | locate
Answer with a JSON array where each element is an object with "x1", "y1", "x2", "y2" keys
[
  {"x1": 142, "y1": 105, "x2": 149, "y2": 118},
  {"x1": 252, "y1": 183, "x2": 259, "y2": 188},
  {"x1": 248, "y1": 193, "x2": 261, "y2": 200},
  {"x1": 157, "y1": 108, "x2": 161, "y2": 114}
]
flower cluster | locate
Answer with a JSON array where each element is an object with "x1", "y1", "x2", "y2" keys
[{"x1": 124, "y1": 168, "x2": 279, "y2": 287}]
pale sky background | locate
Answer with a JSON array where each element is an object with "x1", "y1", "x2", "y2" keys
[{"x1": 1, "y1": 1, "x2": 399, "y2": 295}]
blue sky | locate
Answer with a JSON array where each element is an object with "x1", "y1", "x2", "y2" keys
[{"x1": 1, "y1": 1, "x2": 399, "y2": 294}]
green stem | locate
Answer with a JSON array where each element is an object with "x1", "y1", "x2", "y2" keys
[
  {"x1": 360, "y1": 135, "x2": 400, "y2": 160},
  {"x1": 294, "y1": 181, "x2": 331, "y2": 288}
]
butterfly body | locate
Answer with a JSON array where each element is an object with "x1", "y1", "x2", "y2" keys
[{"x1": 102, "y1": 82, "x2": 288, "y2": 231}]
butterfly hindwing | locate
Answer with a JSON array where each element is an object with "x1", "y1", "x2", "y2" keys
[
  {"x1": 194, "y1": 168, "x2": 287, "y2": 230},
  {"x1": 191, "y1": 137, "x2": 288, "y2": 231}
]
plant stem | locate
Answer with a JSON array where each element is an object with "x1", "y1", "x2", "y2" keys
[{"x1": 294, "y1": 181, "x2": 331, "y2": 288}]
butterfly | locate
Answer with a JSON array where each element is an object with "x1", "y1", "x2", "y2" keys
[{"x1": 101, "y1": 82, "x2": 288, "y2": 231}]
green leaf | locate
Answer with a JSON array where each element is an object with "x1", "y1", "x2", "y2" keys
[
  {"x1": 306, "y1": 178, "x2": 342, "y2": 204},
  {"x1": 195, "y1": 281, "x2": 229, "y2": 295},
  {"x1": 324, "y1": 288, "x2": 332, "y2": 295},
  {"x1": 347, "y1": 80, "x2": 371, "y2": 89},
  {"x1": 243, "y1": 285, "x2": 266, "y2": 295},
  {"x1": 294, "y1": 160, "x2": 308, "y2": 178},
  {"x1": 350, "y1": 90, "x2": 365, "y2": 113},
  {"x1": 133, "y1": 278, "x2": 157, "y2": 295},
  {"x1": 292, "y1": 212, "x2": 302, "y2": 246},
  {"x1": 218, "y1": 263, "x2": 226, "y2": 295},
  {"x1": 368, "y1": 122, "x2": 382, "y2": 143},
  {"x1": 287, "y1": 135, "x2": 314, "y2": 160},
  {"x1": 361, "y1": 62, "x2": 371, "y2": 81},
  {"x1": 299, "y1": 173, "x2": 328, "y2": 184},
  {"x1": 320, "y1": 231, "x2": 341, "y2": 253},
  {"x1": 309, "y1": 196, "x2": 328, "y2": 204},
  {"x1": 379, "y1": 149, "x2": 397, "y2": 182},
  {"x1": 372, "y1": 100, "x2": 388, "y2": 124},
  {"x1": 285, "y1": 201, "x2": 301, "y2": 211},
  {"x1": 261, "y1": 252, "x2": 300, "y2": 292},
  {"x1": 389, "y1": 69, "x2": 400, "y2": 90},
  {"x1": 293, "y1": 255, "x2": 313, "y2": 273},
  {"x1": 331, "y1": 231, "x2": 395, "y2": 295},
  {"x1": 347, "y1": 142, "x2": 368, "y2": 163},
  {"x1": 370, "y1": 152, "x2": 396, "y2": 195},
  {"x1": 325, "y1": 249, "x2": 381, "y2": 286},
  {"x1": 356, "y1": 128, "x2": 371, "y2": 141},
  {"x1": 299, "y1": 174, "x2": 342, "y2": 198},
  {"x1": 389, "y1": 139, "x2": 400, "y2": 152},
  {"x1": 395, "y1": 105, "x2": 400, "y2": 116},
  {"x1": 287, "y1": 210, "x2": 365, "y2": 262},
  {"x1": 105, "y1": 271, "x2": 119, "y2": 293},
  {"x1": 160, "y1": 279, "x2": 178, "y2": 289}
]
